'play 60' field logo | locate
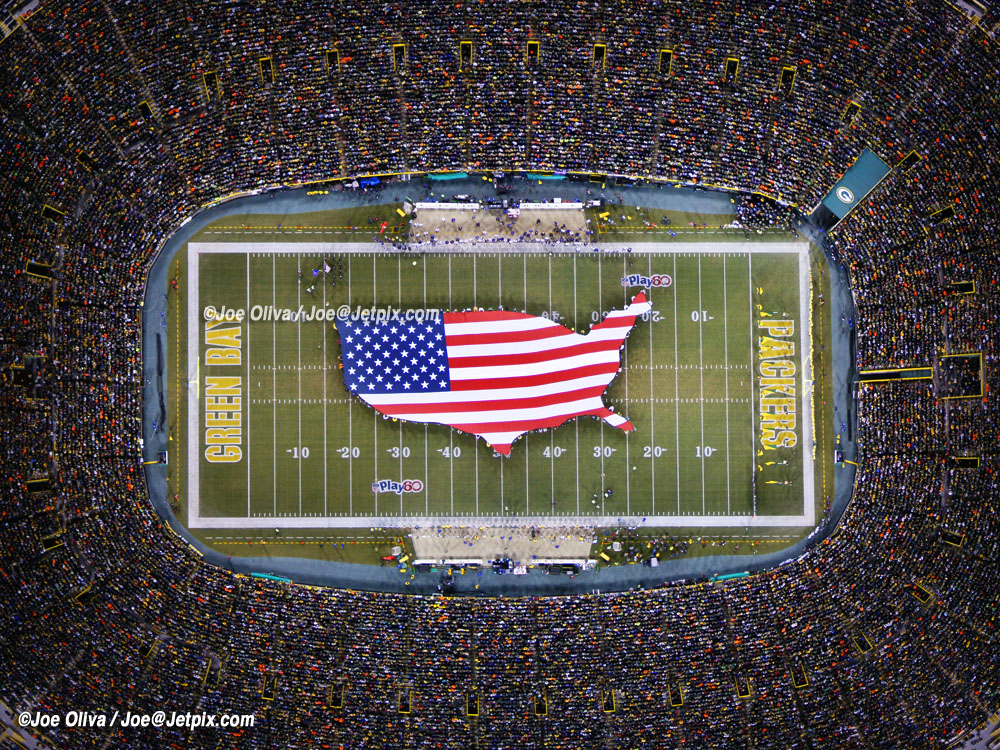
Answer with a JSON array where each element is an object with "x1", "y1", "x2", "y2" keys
[
  {"x1": 621, "y1": 273, "x2": 672, "y2": 288},
  {"x1": 372, "y1": 479, "x2": 424, "y2": 494}
]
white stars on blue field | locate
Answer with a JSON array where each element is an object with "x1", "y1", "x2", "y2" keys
[{"x1": 335, "y1": 317, "x2": 451, "y2": 395}]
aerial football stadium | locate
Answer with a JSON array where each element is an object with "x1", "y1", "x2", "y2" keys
[{"x1": 1, "y1": 0, "x2": 998, "y2": 747}]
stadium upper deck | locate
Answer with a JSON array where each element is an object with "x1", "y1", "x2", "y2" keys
[{"x1": 1, "y1": 0, "x2": 999, "y2": 747}]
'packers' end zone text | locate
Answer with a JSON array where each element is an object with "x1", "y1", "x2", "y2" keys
[{"x1": 757, "y1": 319, "x2": 798, "y2": 450}]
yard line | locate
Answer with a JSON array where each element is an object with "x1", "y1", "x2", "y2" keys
[
  {"x1": 373, "y1": 253, "x2": 378, "y2": 517},
  {"x1": 423, "y1": 254, "x2": 428, "y2": 516},
  {"x1": 747, "y1": 251, "x2": 757, "y2": 518},
  {"x1": 573, "y1": 252, "x2": 580, "y2": 516},
  {"x1": 598, "y1": 253, "x2": 605, "y2": 514},
  {"x1": 297, "y1": 253, "x2": 303, "y2": 516},
  {"x1": 499, "y1": 253, "x2": 504, "y2": 514},
  {"x1": 697, "y1": 254, "x2": 705, "y2": 514},
  {"x1": 524, "y1": 253, "x2": 529, "y2": 515},
  {"x1": 348, "y1": 253, "x2": 353, "y2": 516},
  {"x1": 723, "y1": 255, "x2": 731, "y2": 514},
  {"x1": 246, "y1": 249, "x2": 251, "y2": 517},
  {"x1": 647, "y1": 252, "x2": 654, "y2": 514},
  {"x1": 673, "y1": 253, "x2": 680, "y2": 513},
  {"x1": 398, "y1": 254, "x2": 404, "y2": 516},
  {"x1": 623, "y1": 255, "x2": 630, "y2": 516},
  {"x1": 449, "y1": 254, "x2": 454, "y2": 515},
  {"x1": 549, "y1": 253, "x2": 554, "y2": 512},
  {"x1": 524, "y1": 433, "x2": 529, "y2": 516},
  {"x1": 322, "y1": 254, "x2": 328, "y2": 516},
  {"x1": 272, "y1": 253, "x2": 277, "y2": 517},
  {"x1": 547, "y1": 253, "x2": 552, "y2": 316},
  {"x1": 473, "y1": 253, "x2": 479, "y2": 516}
]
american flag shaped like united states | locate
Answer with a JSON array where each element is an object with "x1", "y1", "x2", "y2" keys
[{"x1": 335, "y1": 292, "x2": 651, "y2": 456}]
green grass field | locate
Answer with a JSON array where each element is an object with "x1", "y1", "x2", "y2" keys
[{"x1": 183, "y1": 241, "x2": 813, "y2": 531}]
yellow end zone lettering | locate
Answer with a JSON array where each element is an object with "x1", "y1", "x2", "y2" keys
[
  {"x1": 205, "y1": 445, "x2": 241, "y2": 462},
  {"x1": 757, "y1": 321, "x2": 797, "y2": 449},
  {"x1": 204, "y1": 315, "x2": 243, "y2": 463}
]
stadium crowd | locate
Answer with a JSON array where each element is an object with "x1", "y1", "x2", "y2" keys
[{"x1": 1, "y1": 0, "x2": 998, "y2": 747}]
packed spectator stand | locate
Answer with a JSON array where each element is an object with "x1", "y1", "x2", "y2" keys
[{"x1": 1, "y1": 0, "x2": 998, "y2": 747}]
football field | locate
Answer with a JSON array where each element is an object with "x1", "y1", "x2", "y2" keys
[{"x1": 184, "y1": 241, "x2": 813, "y2": 529}]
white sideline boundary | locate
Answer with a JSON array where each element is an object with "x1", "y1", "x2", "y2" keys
[
  {"x1": 186, "y1": 240, "x2": 814, "y2": 530},
  {"x1": 186, "y1": 244, "x2": 200, "y2": 526},
  {"x1": 189, "y1": 514, "x2": 812, "y2": 529},
  {"x1": 192, "y1": 240, "x2": 800, "y2": 255}
]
